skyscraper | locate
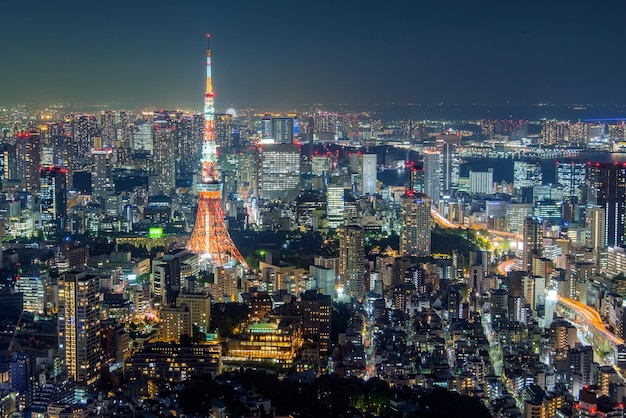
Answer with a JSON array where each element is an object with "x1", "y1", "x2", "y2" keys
[
  {"x1": 514, "y1": 161, "x2": 543, "y2": 190},
  {"x1": 522, "y1": 217, "x2": 542, "y2": 272},
  {"x1": 187, "y1": 35, "x2": 247, "y2": 269},
  {"x1": 339, "y1": 224, "x2": 365, "y2": 300},
  {"x1": 438, "y1": 135, "x2": 460, "y2": 194},
  {"x1": 15, "y1": 129, "x2": 41, "y2": 195},
  {"x1": 361, "y1": 153, "x2": 377, "y2": 195},
  {"x1": 259, "y1": 144, "x2": 300, "y2": 201},
  {"x1": 326, "y1": 185, "x2": 345, "y2": 229},
  {"x1": 399, "y1": 192, "x2": 432, "y2": 257},
  {"x1": 556, "y1": 162, "x2": 587, "y2": 197},
  {"x1": 423, "y1": 150, "x2": 441, "y2": 204},
  {"x1": 270, "y1": 117, "x2": 295, "y2": 144},
  {"x1": 39, "y1": 167, "x2": 67, "y2": 235},
  {"x1": 151, "y1": 110, "x2": 177, "y2": 196},
  {"x1": 587, "y1": 162, "x2": 626, "y2": 247},
  {"x1": 215, "y1": 113, "x2": 234, "y2": 147},
  {"x1": 60, "y1": 270, "x2": 101, "y2": 389}
]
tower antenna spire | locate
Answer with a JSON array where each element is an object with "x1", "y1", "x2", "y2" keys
[{"x1": 188, "y1": 35, "x2": 247, "y2": 269}]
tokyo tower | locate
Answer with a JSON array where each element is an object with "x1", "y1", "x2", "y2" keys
[{"x1": 187, "y1": 35, "x2": 248, "y2": 269}]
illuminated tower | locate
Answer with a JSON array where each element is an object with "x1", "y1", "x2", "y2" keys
[{"x1": 188, "y1": 35, "x2": 247, "y2": 268}]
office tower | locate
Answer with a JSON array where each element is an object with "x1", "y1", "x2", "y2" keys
[
  {"x1": 118, "y1": 111, "x2": 132, "y2": 148},
  {"x1": 270, "y1": 117, "x2": 294, "y2": 144},
  {"x1": 300, "y1": 290, "x2": 332, "y2": 354},
  {"x1": 176, "y1": 292, "x2": 211, "y2": 335},
  {"x1": 469, "y1": 169, "x2": 494, "y2": 194},
  {"x1": 423, "y1": 150, "x2": 441, "y2": 204},
  {"x1": 0, "y1": 143, "x2": 16, "y2": 184},
  {"x1": 326, "y1": 185, "x2": 345, "y2": 229},
  {"x1": 70, "y1": 114, "x2": 97, "y2": 169},
  {"x1": 160, "y1": 306, "x2": 191, "y2": 344},
  {"x1": 410, "y1": 163, "x2": 425, "y2": 193},
  {"x1": 100, "y1": 110, "x2": 116, "y2": 147},
  {"x1": 61, "y1": 270, "x2": 101, "y2": 388},
  {"x1": 215, "y1": 113, "x2": 234, "y2": 147},
  {"x1": 362, "y1": 153, "x2": 377, "y2": 195},
  {"x1": 439, "y1": 135, "x2": 460, "y2": 194},
  {"x1": 585, "y1": 207, "x2": 606, "y2": 251},
  {"x1": 542, "y1": 120, "x2": 566, "y2": 145},
  {"x1": 15, "y1": 129, "x2": 41, "y2": 194},
  {"x1": 176, "y1": 114, "x2": 202, "y2": 177},
  {"x1": 587, "y1": 162, "x2": 626, "y2": 247},
  {"x1": 151, "y1": 110, "x2": 177, "y2": 196},
  {"x1": 399, "y1": 192, "x2": 432, "y2": 257},
  {"x1": 568, "y1": 345, "x2": 594, "y2": 388},
  {"x1": 16, "y1": 273, "x2": 50, "y2": 316},
  {"x1": 91, "y1": 149, "x2": 112, "y2": 199},
  {"x1": 339, "y1": 224, "x2": 365, "y2": 300},
  {"x1": 556, "y1": 162, "x2": 587, "y2": 196},
  {"x1": 314, "y1": 112, "x2": 338, "y2": 140},
  {"x1": 514, "y1": 161, "x2": 543, "y2": 190},
  {"x1": 310, "y1": 265, "x2": 336, "y2": 300},
  {"x1": 521, "y1": 217, "x2": 542, "y2": 272},
  {"x1": 307, "y1": 116, "x2": 315, "y2": 159},
  {"x1": 39, "y1": 167, "x2": 67, "y2": 234},
  {"x1": 133, "y1": 120, "x2": 152, "y2": 151},
  {"x1": 10, "y1": 352, "x2": 34, "y2": 411},
  {"x1": 259, "y1": 144, "x2": 300, "y2": 201},
  {"x1": 187, "y1": 36, "x2": 246, "y2": 268}
]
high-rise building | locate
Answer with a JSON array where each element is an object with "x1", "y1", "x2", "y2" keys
[
  {"x1": 469, "y1": 169, "x2": 494, "y2": 195},
  {"x1": 100, "y1": 110, "x2": 116, "y2": 147},
  {"x1": 339, "y1": 225, "x2": 365, "y2": 300},
  {"x1": 151, "y1": 110, "x2": 177, "y2": 196},
  {"x1": 270, "y1": 117, "x2": 294, "y2": 145},
  {"x1": 60, "y1": 270, "x2": 101, "y2": 389},
  {"x1": 556, "y1": 162, "x2": 587, "y2": 196},
  {"x1": 423, "y1": 150, "x2": 441, "y2": 204},
  {"x1": 300, "y1": 290, "x2": 332, "y2": 354},
  {"x1": 361, "y1": 153, "x2": 377, "y2": 195},
  {"x1": 587, "y1": 162, "x2": 626, "y2": 247},
  {"x1": 522, "y1": 217, "x2": 542, "y2": 272},
  {"x1": 159, "y1": 306, "x2": 191, "y2": 344},
  {"x1": 176, "y1": 292, "x2": 211, "y2": 335},
  {"x1": 15, "y1": 272, "x2": 50, "y2": 316},
  {"x1": 91, "y1": 149, "x2": 112, "y2": 199},
  {"x1": 409, "y1": 163, "x2": 425, "y2": 193},
  {"x1": 39, "y1": 167, "x2": 67, "y2": 234},
  {"x1": 0, "y1": 143, "x2": 17, "y2": 183},
  {"x1": 399, "y1": 192, "x2": 432, "y2": 257},
  {"x1": 326, "y1": 185, "x2": 345, "y2": 229},
  {"x1": 514, "y1": 161, "x2": 543, "y2": 190},
  {"x1": 10, "y1": 352, "x2": 34, "y2": 411},
  {"x1": 187, "y1": 36, "x2": 247, "y2": 269},
  {"x1": 259, "y1": 144, "x2": 300, "y2": 201},
  {"x1": 438, "y1": 135, "x2": 460, "y2": 194},
  {"x1": 585, "y1": 207, "x2": 606, "y2": 251},
  {"x1": 15, "y1": 129, "x2": 41, "y2": 194},
  {"x1": 215, "y1": 113, "x2": 234, "y2": 147}
]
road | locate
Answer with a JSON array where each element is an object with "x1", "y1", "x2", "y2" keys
[
  {"x1": 496, "y1": 259, "x2": 516, "y2": 275},
  {"x1": 557, "y1": 296, "x2": 624, "y2": 346},
  {"x1": 431, "y1": 208, "x2": 522, "y2": 240}
]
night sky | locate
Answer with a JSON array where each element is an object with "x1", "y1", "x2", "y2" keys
[{"x1": 1, "y1": 0, "x2": 625, "y2": 110}]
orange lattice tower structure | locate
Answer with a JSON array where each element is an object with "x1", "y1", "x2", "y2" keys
[{"x1": 187, "y1": 35, "x2": 248, "y2": 269}]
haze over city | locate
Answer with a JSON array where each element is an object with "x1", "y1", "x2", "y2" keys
[{"x1": 2, "y1": 0, "x2": 626, "y2": 109}]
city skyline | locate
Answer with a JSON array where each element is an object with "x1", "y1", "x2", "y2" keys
[{"x1": 2, "y1": 0, "x2": 626, "y2": 110}]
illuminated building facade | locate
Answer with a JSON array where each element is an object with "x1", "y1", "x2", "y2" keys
[
  {"x1": 39, "y1": 167, "x2": 67, "y2": 234},
  {"x1": 339, "y1": 224, "x2": 365, "y2": 300},
  {"x1": 399, "y1": 192, "x2": 432, "y2": 257},
  {"x1": 187, "y1": 36, "x2": 247, "y2": 268},
  {"x1": 60, "y1": 270, "x2": 101, "y2": 389}
]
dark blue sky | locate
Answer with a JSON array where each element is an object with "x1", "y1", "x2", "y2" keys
[{"x1": 1, "y1": 0, "x2": 625, "y2": 110}]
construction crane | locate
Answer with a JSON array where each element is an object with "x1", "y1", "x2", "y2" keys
[{"x1": 7, "y1": 310, "x2": 26, "y2": 357}]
